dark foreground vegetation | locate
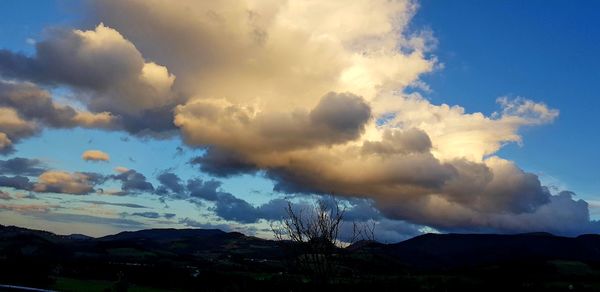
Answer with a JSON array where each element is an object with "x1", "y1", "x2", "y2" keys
[{"x1": 1, "y1": 225, "x2": 600, "y2": 291}]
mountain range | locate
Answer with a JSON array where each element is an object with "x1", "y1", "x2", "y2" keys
[{"x1": 2, "y1": 225, "x2": 600, "y2": 291}]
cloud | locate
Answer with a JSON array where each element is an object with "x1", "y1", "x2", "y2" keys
[
  {"x1": 0, "y1": 0, "x2": 592, "y2": 235},
  {"x1": 0, "y1": 175, "x2": 34, "y2": 191},
  {"x1": 254, "y1": 199, "x2": 291, "y2": 221},
  {"x1": 0, "y1": 203, "x2": 53, "y2": 214},
  {"x1": 82, "y1": 149, "x2": 110, "y2": 162},
  {"x1": 80, "y1": 200, "x2": 149, "y2": 209},
  {"x1": 211, "y1": 192, "x2": 262, "y2": 224},
  {"x1": 90, "y1": 0, "x2": 430, "y2": 102},
  {"x1": 495, "y1": 97, "x2": 559, "y2": 125},
  {"x1": 309, "y1": 92, "x2": 372, "y2": 142},
  {"x1": 365, "y1": 219, "x2": 424, "y2": 243},
  {"x1": 33, "y1": 170, "x2": 96, "y2": 195},
  {"x1": 0, "y1": 106, "x2": 36, "y2": 153},
  {"x1": 186, "y1": 186, "x2": 425, "y2": 242},
  {"x1": 342, "y1": 198, "x2": 382, "y2": 221},
  {"x1": 32, "y1": 212, "x2": 144, "y2": 228},
  {"x1": 362, "y1": 128, "x2": 432, "y2": 155},
  {"x1": 129, "y1": 212, "x2": 160, "y2": 219},
  {"x1": 0, "y1": 168, "x2": 106, "y2": 196},
  {"x1": 86, "y1": 0, "x2": 590, "y2": 235},
  {"x1": 185, "y1": 179, "x2": 364, "y2": 224},
  {"x1": 109, "y1": 169, "x2": 154, "y2": 193},
  {"x1": 184, "y1": 178, "x2": 260, "y2": 223},
  {"x1": 81, "y1": 172, "x2": 108, "y2": 185},
  {"x1": 0, "y1": 80, "x2": 116, "y2": 153},
  {"x1": 0, "y1": 190, "x2": 12, "y2": 200},
  {"x1": 174, "y1": 92, "x2": 371, "y2": 156},
  {"x1": 0, "y1": 133, "x2": 13, "y2": 154},
  {"x1": 0, "y1": 107, "x2": 36, "y2": 138},
  {"x1": 156, "y1": 171, "x2": 185, "y2": 195},
  {"x1": 416, "y1": 191, "x2": 599, "y2": 237},
  {"x1": 114, "y1": 166, "x2": 129, "y2": 173},
  {"x1": 0, "y1": 157, "x2": 46, "y2": 176},
  {"x1": 190, "y1": 148, "x2": 257, "y2": 178},
  {"x1": 97, "y1": 189, "x2": 128, "y2": 196},
  {"x1": 124, "y1": 211, "x2": 176, "y2": 219},
  {"x1": 589, "y1": 200, "x2": 600, "y2": 217},
  {"x1": 187, "y1": 178, "x2": 222, "y2": 201},
  {"x1": 0, "y1": 24, "x2": 178, "y2": 136},
  {"x1": 0, "y1": 80, "x2": 115, "y2": 129}
]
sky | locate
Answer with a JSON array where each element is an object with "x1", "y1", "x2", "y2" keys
[{"x1": 0, "y1": 0, "x2": 598, "y2": 241}]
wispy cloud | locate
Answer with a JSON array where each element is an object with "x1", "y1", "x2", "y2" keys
[{"x1": 80, "y1": 200, "x2": 149, "y2": 209}]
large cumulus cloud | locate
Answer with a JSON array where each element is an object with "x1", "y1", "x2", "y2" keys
[
  {"x1": 0, "y1": 0, "x2": 594, "y2": 235},
  {"x1": 124, "y1": 0, "x2": 586, "y2": 234}
]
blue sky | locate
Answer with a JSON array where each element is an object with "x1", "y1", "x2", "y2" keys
[{"x1": 0, "y1": 0, "x2": 598, "y2": 239}]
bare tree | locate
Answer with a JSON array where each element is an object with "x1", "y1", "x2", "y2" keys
[
  {"x1": 350, "y1": 220, "x2": 376, "y2": 244},
  {"x1": 271, "y1": 197, "x2": 375, "y2": 283}
]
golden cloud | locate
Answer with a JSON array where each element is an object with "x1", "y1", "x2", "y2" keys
[{"x1": 82, "y1": 150, "x2": 110, "y2": 162}]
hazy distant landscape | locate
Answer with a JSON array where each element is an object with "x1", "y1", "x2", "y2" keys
[{"x1": 2, "y1": 224, "x2": 600, "y2": 291}]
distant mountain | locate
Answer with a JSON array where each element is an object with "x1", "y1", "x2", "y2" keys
[
  {"x1": 2, "y1": 224, "x2": 600, "y2": 291},
  {"x1": 2, "y1": 224, "x2": 600, "y2": 269},
  {"x1": 353, "y1": 232, "x2": 600, "y2": 269},
  {"x1": 98, "y1": 228, "x2": 226, "y2": 241},
  {"x1": 0, "y1": 224, "x2": 282, "y2": 262},
  {"x1": 0, "y1": 224, "x2": 83, "y2": 243},
  {"x1": 0, "y1": 224, "x2": 62, "y2": 239},
  {"x1": 65, "y1": 233, "x2": 93, "y2": 240}
]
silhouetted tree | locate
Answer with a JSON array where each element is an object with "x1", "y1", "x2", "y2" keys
[{"x1": 271, "y1": 197, "x2": 375, "y2": 283}]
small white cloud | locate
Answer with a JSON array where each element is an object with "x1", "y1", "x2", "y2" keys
[
  {"x1": 82, "y1": 150, "x2": 110, "y2": 162},
  {"x1": 114, "y1": 166, "x2": 129, "y2": 173}
]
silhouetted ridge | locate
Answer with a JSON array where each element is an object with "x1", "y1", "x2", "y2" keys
[
  {"x1": 98, "y1": 228, "x2": 226, "y2": 241},
  {"x1": 363, "y1": 232, "x2": 600, "y2": 269},
  {"x1": 2, "y1": 225, "x2": 600, "y2": 271}
]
